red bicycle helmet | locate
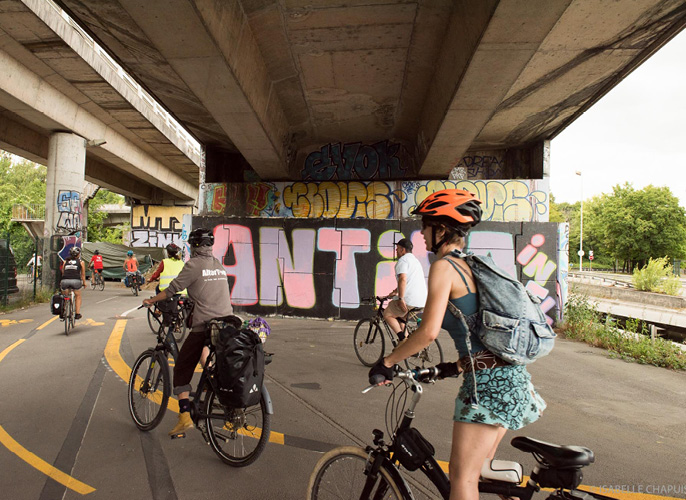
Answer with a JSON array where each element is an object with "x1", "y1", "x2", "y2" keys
[{"x1": 411, "y1": 189, "x2": 482, "y2": 227}]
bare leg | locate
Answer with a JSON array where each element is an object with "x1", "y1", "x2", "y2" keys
[
  {"x1": 74, "y1": 289, "x2": 82, "y2": 315},
  {"x1": 449, "y1": 421, "x2": 503, "y2": 500}
]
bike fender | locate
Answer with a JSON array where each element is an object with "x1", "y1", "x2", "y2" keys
[{"x1": 261, "y1": 384, "x2": 274, "y2": 415}]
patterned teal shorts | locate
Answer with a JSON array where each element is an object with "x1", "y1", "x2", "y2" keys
[{"x1": 454, "y1": 365, "x2": 546, "y2": 430}]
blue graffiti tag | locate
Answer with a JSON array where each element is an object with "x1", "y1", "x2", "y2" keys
[{"x1": 302, "y1": 140, "x2": 407, "y2": 181}]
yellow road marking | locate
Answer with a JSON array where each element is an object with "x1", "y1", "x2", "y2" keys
[
  {"x1": 0, "y1": 339, "x2": 95, "y2": 494},
  {"x1": 0, "y1": 319, "x2": 34, "y2": 327},
  {"x1": 37, "y1": 316, "x2": 59, "y2": 330},
  {"x1": 0, "y1": 339, "x2": 25, "y2": 363},
  {"x1": 104, "y1": 322, "x2": 286, "y2": 444},
  {"x1": 0, "y1": 426, "x2": 95, "y2": 495}
]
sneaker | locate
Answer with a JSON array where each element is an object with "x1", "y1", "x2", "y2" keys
[
  {"x1": 75, "y1": 313, "x2": 82, "y2": 320},
  {"x1": 169, "y1": 412, "x2": 194, "y2": 436}
]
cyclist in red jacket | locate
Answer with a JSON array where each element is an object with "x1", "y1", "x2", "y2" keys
[{"x1": 89, "y1": 249, "x2": 104, "y2": 286}]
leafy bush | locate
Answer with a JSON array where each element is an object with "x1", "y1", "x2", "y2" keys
[
  {"x1": 632, "y1": 257, "x2": 682, "y2": 295},
  {"x1": 559, "y1": 293, "x2": 686, "y2": 370}
]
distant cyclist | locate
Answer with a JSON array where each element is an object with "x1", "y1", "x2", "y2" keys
[
  {"x1": 149, "y1": 243, "x2": 186, "y2": 295},
  {"x1": 123, "y1": 250, "x2": 140, "y2": 288},
  {"x1": 143, "y1": 228, "x2": 233, "y2": 437},
  {"x1": 60, "y1": 246, "x2": 86, "y2": 320},
  {"x1": 89, "y1": 249, "x2": 104, "y2": 286},
  {"x1": 27, "y1": 253, "x2": 42, "y2": 275},
  {"x1": 383, "y1": 238, "x2": 427, "y2": 340}
]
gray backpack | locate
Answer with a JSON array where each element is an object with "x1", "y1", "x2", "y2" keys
[{"x1": 445, "y1": 249, "x2": 556, "y2": 365}]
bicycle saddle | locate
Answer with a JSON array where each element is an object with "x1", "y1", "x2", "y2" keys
[{"x1": 511, "y1": 436, "x2": 594, "y2": 468}]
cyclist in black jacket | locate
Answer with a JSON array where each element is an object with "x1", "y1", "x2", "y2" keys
[{"x1": 60, "y1": 246, "x2": 86, "y2": 319}]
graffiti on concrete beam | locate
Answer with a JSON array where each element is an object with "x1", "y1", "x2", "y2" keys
[
  {"x1": 131, "y1": 205, "x2": 191, "y2": 248},
  {"x1": 302, "y1": 140, "x2": 409, "y2": 181},
  {"x1": 56, "y1": 190, "x2": 82, "y2": 232}
]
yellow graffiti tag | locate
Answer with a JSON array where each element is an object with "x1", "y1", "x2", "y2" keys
[
  {"x1": 283, "y1": 181, "x2": 405, "y2": 219},
  {"x1": 0, "y1": 319, "x2": 34, "y2": 328},
  {"x1": 412, "y1": 180, "x2": 547, "y2": 222}
]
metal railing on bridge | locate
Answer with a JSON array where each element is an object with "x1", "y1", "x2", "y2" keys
[{"x1": 11, "y1": 204, "x2": 45, "y2": 221}]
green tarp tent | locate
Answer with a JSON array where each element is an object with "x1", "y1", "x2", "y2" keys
[{"x1": 81, "y1": 242, "x2": 163, "y2": 280}]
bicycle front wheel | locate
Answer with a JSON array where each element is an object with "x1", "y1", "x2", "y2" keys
[
  {"x1": 404, "y1": 338, "x2": 444, "y2": 370},
  {"x1": 203, "y1": 385, "x2": 271, "y2": 467},
  {"x1": 128, "y1": 349, "x2": 171, "y2": 431},
  {"x1": 307, "y1": 446, "x2": 403, "y2": 500},
  {"x1": 353, "y1": 319, "x2": 385, "y2": 367}
]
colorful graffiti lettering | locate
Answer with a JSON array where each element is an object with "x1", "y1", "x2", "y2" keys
[
  {"x1": 201, "y1": 179, "x2": 547, "y2": 222},
  {"x1": 410, "y1": 180, "x2": 548, "y2": 222},
  {"x1": 282, "y1": 181, "x2": 406, "y2": 219},
  {"x1": 193, "y1": 217, "x2": 563, "y2": 322},
  {"x1": 302, "y1": 140, "x2": 408, "y2": 181},
  {"x1": 517, "y1": 233, "x2": 558, "y2": 325},
  {"x1": 56, "y1": 190, "x2": 82, "y2": 231},
  {"x1": 131, "y1": 205, "x2": 191, "y2": 248}
]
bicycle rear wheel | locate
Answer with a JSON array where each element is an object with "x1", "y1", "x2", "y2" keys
[
  {"x1": 98, "y1": 275, "x2": 105, "y2": 291},
  {"x1": 147, "y1": 306, "x2": 163, "y2": 334},
  {"x1": 90, "y1": 278, "x2": 96, "y2": 290},
  {"x1": 353, "y1": 319, "x2": 385, "y2": 367},
  {"x1": 132, "y1": 278, "x2": 139, "y2": 296},
  {"x1": 203, "y1": 384, "x2": 271, "y2": 467},
  {"x1": 307, "y1": 446, "x2": 403, "y2": 500},
  {"x1": 404, "y1": 338, "x2": 444, "y2": 370},
  {"x1": 128, "y1": 349, "x2": 170, "y2": 431},
  {"x1": 63, "y1": 299, "x2": 71, "y2": 336}
]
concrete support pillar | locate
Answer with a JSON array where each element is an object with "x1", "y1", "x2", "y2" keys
[{"x1": 44, "y1": 132, "x2": 86, "y2": 289}]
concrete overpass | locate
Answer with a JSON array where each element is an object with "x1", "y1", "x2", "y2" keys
[
  {"x1": 44, "y1": 0, "x2": 686, "y2": 183},
  {"x1": 0, "y1": 0, "x2": 200, "y2": 204}
]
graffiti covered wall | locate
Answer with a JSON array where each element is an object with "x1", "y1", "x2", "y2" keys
[
  {"x1": 130, "y1": 206, "x2": 192, "y2": 248},
  {"x1": 201, "y1": 179, "x2": 550, "y2": 222},
  {"x1": 193, "y1": 217, "x2": 562, "y2": 323}
]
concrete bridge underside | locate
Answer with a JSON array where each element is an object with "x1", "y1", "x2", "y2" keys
[
  {"x1": 0, "y1": 0, "x2": 200, "y2": 204},
  {"x1": 48, "y1": 0, "x2": 686, "y2": 181}
]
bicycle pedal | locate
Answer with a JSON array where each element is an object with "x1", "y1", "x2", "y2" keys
[{"x1": 170, "y1": 432, "x2": 187, "y2": 440}]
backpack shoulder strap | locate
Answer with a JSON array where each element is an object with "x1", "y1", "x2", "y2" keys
[{"x1": 442, "y1": 255, "x2": 473, "y2": 294}]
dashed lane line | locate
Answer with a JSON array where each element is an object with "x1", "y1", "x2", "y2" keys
[{"x1": 0, "y1": 332, "x2": 95, "y2": 495}]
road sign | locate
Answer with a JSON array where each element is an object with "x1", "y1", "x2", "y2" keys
[
  {"x1": 578, "y1": 250, "x2": 585, "y2": 257},
  {"x1": 589, "y1": 255, "x2": 594, "y2": 261}
]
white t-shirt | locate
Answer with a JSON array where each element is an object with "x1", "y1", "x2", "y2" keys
[{"x1": 395, "y1": 253, "x2": 428, "y2": 308}]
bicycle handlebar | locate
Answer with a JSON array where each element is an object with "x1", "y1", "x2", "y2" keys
[{"x1": 362, "y1": 365, "x2": 445, "y2": 393}]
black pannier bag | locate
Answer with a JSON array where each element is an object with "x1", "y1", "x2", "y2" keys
[
  {"x1": 50, "y1": 293, "x2": 63, "y2": 316},
  {"x1": 211, "y1": 321, "x2": 265, "y2": 408}
]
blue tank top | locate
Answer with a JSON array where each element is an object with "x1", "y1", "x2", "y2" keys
[{"x1": 440, "y1": 258, "x2": 486, "y2": 358}]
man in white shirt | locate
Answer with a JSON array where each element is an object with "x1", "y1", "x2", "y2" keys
[{"x1": 383, "y1": 238, "x2": 428, "y2": 340}]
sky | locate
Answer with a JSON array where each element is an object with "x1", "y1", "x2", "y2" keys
[{"x1": 549, "y1": 28, "x2": 686, "y2": 207}]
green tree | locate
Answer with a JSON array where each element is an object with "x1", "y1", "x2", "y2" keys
[
  {"x1": 588, "y1": 183, "x2": 686, "y2": 271},
  {"x1": 87, "y1": 189, "x2": 127, "y2": 244},
  {"x1": 0, "y1": 152, "x2": 47, "y2": 269}
]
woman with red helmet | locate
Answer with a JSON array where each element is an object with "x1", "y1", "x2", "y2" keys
[{"x1": 369, "y1": 189, "x2": 546, "y2": 500}]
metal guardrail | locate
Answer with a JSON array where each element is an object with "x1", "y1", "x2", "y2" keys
[{"x1": 568, "y1": 272, "x2": 634, "y2": 289}]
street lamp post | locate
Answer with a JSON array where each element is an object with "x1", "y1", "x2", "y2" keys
[{"x1": 576, "y1": 171, "x2": 583, "y2": 272}]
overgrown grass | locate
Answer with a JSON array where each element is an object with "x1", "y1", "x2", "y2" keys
[
  {"x1": 632, "y1": 257, "x2": 682, "y2": 295},
  {"x1": 558, "y1": 293, "x2": 686, "y2": 370},
  {"x1": 0, "y1": 286, "x2": 54, "y2": 314}
]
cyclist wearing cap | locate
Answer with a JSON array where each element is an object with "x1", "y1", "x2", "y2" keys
[
  {"x1": 143, "y1": 228, "x2": 233, "y2": 437},
  {"x1": 60, "y1": 246, "x2": 86, "y2": 320},
  {"x1": 369, "y1": 189, "x2": 546, "y2": 500},
  {"x1": 149, "y1": 243, "x2": 186, "y2": 295},
  {"x1": 89, "y1": 249, "x2": 103, "y2": 286},
  {"x1": 383, "y1": 238, "x2": 427, "y2": 340}
]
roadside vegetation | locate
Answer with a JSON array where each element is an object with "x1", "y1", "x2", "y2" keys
[
  {"x1": 550, "y1": 184, "x2": 686, "y2": 273},
  {"x1": 632, "y1": 257, "x2": 682, "y2": 295},
  {"x1": 0, "y1": 286, "x2": 53, "y2": 314},
  {"x1": 558, "y1": 293, "x2": 686, "y2": 371}
]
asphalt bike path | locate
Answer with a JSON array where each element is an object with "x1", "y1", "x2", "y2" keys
[{"x1": 0, "y1": 284, "x2": 684, "y2": 499}]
